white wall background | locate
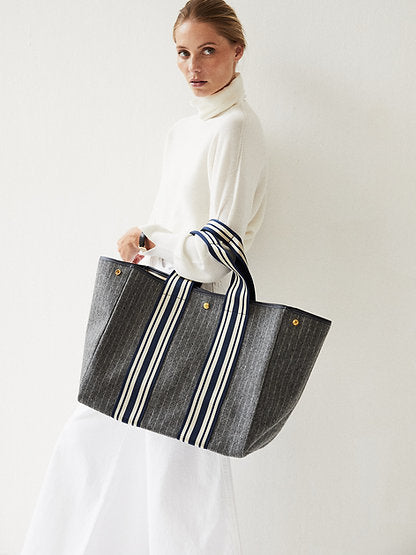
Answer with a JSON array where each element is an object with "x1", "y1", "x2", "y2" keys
[{"x1": 1, "y1": 1, "x2": 415, "y2": 554}]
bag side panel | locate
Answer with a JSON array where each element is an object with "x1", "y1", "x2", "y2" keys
[
  {"x1": 244, "y1": 308, "x2": 331, "y2": 455},
  {"x1": 78, "y1": 261, "x2": 165, "y2": 415},
  {"x1": 79, "y1": 258, "x2": 131, "y2": 381}
]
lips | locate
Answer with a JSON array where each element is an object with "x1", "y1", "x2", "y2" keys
[{"x1": 190, "y1": 80, "x2": 208, "y2": 87}]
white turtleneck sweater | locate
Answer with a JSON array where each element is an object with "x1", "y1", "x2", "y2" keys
[{"x1": 139, "y1": 73, "x2": 268, "y2": 285}]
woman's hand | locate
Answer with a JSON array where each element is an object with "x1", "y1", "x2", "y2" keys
[
  {"x1": 117, "y1": 227, "x2": 141, "y2": 263},
  {"x1": 117, "y1": 227, "x2": 155, "y2": 263}
]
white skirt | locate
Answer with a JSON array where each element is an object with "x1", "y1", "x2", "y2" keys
[{"x1": 21, "y1": 256, "x2": 242, "y2": 555}]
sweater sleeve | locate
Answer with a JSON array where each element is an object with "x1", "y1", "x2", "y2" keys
[
  {"x1": 206, "y1": 113, "x2": 268, "y2": 251},
  {"x1": 139, "y1": 112, "x2": 267, "y2": 283}
]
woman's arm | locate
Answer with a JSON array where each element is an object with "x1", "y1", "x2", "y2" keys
[{"x1": 118, "y1": 111, "x2": 267, "y2": 283}]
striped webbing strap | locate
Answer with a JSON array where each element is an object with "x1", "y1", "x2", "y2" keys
[
  {"x1": 178, "y1": 219, "x2": 254, "y2": 448},
  {"x1": 113, "y1": 271, "x2": 196, "y2": 425},
  {"x1": 113, "y1": 219, "x2": 254, "y2": 449}
]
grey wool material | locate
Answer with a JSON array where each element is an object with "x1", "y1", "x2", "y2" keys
[{"x1": 79, "y1": 257, "x2": 331, "y2": 458}]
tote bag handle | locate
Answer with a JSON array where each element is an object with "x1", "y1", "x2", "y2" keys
[
  {"x1": 174, "y1": 219, "x2": 256, "y2": 447},
  {"x1": 189, "y1": 218, "x2": 256, "y2": 302}
]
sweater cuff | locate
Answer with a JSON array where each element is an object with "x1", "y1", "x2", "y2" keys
[{"x1": 139, "y1": 224, "x2": 182, "y2": 265}]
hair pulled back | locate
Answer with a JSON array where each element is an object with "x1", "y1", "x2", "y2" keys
[{"x1": 173, "y1": 0, "x2": 246, "y2": 49}]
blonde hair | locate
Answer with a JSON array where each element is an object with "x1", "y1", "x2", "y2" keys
[{"x1": 173, "y1": 0, "x2": 246, "y2": 49}]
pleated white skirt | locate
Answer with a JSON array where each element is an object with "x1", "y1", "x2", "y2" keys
[{"x1": 21, "y1": 256, "x2": 242, "y2": 555}]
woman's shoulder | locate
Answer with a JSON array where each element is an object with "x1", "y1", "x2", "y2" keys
[
  {"x1": 216, "y1": 99, "x2": 264, "y2": 131},
  {"x1": 213, "y1": 101, "x2": 265, "y2": 145},
  {"x1": 165, "y1": 100, "x2": 264, "y2": 146}
]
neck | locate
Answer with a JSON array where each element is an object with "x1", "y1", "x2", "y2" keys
[{"x1": 211, "y1": 73, "x2": 238, "y2": 96}]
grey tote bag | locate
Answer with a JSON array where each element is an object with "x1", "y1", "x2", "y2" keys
[{"x1": 78, "y1": 219, "x2": 331, "y2": 457}]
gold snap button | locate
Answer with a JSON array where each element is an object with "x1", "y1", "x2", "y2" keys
[
  {"x1": 203, "y1": 302, "x2": 210, "y2": 310},
  {"x1": 115, "y1": 269, "x2": 122, "y2": 276},
  {"x1": 292, "y1": 319, "x2": 299, "y2": 326}
]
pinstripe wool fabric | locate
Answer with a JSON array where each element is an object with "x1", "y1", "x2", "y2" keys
[{"x1": 78, "y1": 230, "x2": 331, "y2": 457}]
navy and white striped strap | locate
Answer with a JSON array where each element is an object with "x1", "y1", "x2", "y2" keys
[
  {"x1": 113, "y1": 271, "x2": 195, "y2": 425},
  {"x1": 113, "y1": 219, "x2": 254, "y2": 449},
  {"x1": 177, "y1": 220, "x2": 253, "y2": 448}
]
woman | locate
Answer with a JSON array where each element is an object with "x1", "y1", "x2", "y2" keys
[{"x1": 22, "y1": 1, "x2": 267, "y2": 553}]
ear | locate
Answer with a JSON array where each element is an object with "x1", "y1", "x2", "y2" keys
[{"x1": 234, "y1": 45, "x2": 244, "y2": 62}]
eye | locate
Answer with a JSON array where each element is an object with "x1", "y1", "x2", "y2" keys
[
  {"x1": 202, "y1": 47, "x2": 215, "y2": 55},
  {"x1": 177, "y1": 50, "x2": 190, "y2": 58}
]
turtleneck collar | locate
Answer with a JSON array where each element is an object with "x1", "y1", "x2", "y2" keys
[{"x1": 189, "y1": 72, "x2": 246, "y2": 121}]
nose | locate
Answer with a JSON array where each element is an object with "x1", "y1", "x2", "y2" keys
[{"x1": 188, "y1": 54, "x2": 201, "y2": 75}]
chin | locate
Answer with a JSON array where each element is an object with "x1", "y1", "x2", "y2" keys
[{"x1": 190, "y1": 87, "x2": 212, "y2": 97}]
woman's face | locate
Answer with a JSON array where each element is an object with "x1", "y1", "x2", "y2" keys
[{"x1": 175, "y1": 20, "x2": 244, "y2": 97}]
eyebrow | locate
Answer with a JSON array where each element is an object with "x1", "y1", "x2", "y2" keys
[{"x1": 176, "y1": 42, "x2": 218, "y2": 49}]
